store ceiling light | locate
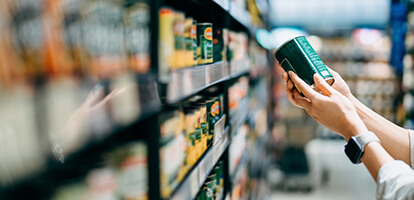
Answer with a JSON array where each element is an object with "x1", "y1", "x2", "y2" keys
[
  {"x1": 270, "y1": 27, "x2": 308, "y2": 49},
  {"x1": 352, "y1": 28, "x2": 383, "y2": 46}
]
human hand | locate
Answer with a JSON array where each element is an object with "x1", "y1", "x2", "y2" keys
[
  {"x1": 282, "y1": 67, "x2": 353, "y2": 101},
  {"x1": 325, "y1": 67, "x2": 353, "y2": 99},
  {"x1": 287, "y1": 71, "x2": 367, "y2": 140}
]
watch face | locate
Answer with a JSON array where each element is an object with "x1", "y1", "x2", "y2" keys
[{"x1": 345, "y1": 138, "x2": 364, "y2": 164}]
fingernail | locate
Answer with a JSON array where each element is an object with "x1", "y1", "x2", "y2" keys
[{"x1": 288, "y1": 71, "x2": 294, "y2": 77}]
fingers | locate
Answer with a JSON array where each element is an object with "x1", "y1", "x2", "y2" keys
[
  {"x1": 291, "y1": 88, "x2": 312, "y2": 110},
  {"x1": 283, "y1": 72, "x2": 294, "y2": 90},
  {"x1": 288, "y1": 71, "x2": 318, "y2": 99},
  {"x1": 313, "y1": 73, "x2": 335, "y2": 96},
  {"x1": 84, "y1": 86, "x2": 104, "y2": 106},
  {"x1": 282, "y1": 72, "x2": 288, "y2": 82},
  {"x1": 287, "y1": 79, "x2": 294, "y2": 91}
]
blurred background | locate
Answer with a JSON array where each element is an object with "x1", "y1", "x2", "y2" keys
[{"x1": 0, "y1": 0, "x2": 412, "y2": 199}]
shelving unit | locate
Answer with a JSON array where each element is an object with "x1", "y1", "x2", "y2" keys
[
  {"x1": 167, "y1": 61, "x2": 230, "y2": 103},
  {"x1": 170, "y1": 130, "x2": 229, "y2": 200},
  {"x1": 0, "y1": 0, "x2": 271, "y2": 199}
]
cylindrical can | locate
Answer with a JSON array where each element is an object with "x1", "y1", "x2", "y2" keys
[
  {"x1": 274, "y1": 36, "x2": 334, "y2": 89},
  {"x1": 158, "y1": 7, "x2": 174, "y2": 82},
  {"x1": 205, "y1": 180, "x2": 214, "y2": 200},
  {"x1": 125, "y1": 2, "x2": 150, "y2": 74},
  {"x1": 192, "y1": 20, "x2": 198, "y2": 65},
  {"x1": 198, "y1": 186, "x2": 207, "y2": 200},
  {"x1": 197, "y1": 23, "x2": 213, "y2": 65},
  {"x1": 213, "y1": 27, "x2": 224, "y2": 62},
  {"x1": 172, "y1": 11, "x2": 186, "y2": 69},
  {"x1": 184, "y1": 18, "x2": 194, "y2": 67}
]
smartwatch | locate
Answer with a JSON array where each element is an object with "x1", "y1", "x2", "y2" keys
[{"x1": 344, "y1": 131, "x2": 380, "y2": 164}]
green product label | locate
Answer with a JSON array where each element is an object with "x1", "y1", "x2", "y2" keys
[
  {"x1": 196, "y1": 129, "x2": 202, "y2": 140},
  {"x1": 200, "y1": 36, "x2": 213, "y2": 60},
  {"x1": 197, "y1": 24, "x2": 213, "y2": 61},
  {"x1": 175, "y1": 36, "x2": 185, "y2": 50},
  {"x1": 296, "y1": 37, "x2": 332, "y2": 78},
  {"x1": 201, "y1": 123, "x2": 208, "y2": 135},
  {"x1": 280, "y1": 58, "x2": 297, "y2": 74},
  {"x1": 185, "y1": 37, "x2": 193, "y2": 51}
]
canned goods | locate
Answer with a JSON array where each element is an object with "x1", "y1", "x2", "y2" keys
[
  {"x1": 84, "y1": 0, "x2": 127, "y2": 79},
  {"x1": 205, "y1": 180, "x2": 214, "y2": 200},
  {"x1": 198, "y1": 186, "x2": 207, "y2": 200},
  {"x1": 274, "y1": 36, "x2": 334, "y2": 91},
  {"x1": 197, "y1": 23, "x2": 213, "y2": 64},
  {"x1": 125, "y1": 2, "x2": 150, "y2": 74},
  {"x1": 206, "y1": 98, "x2": 216, "y2": 145},
  {"x1": 159, "y1": 7, "x2": 174, "y2": 82},
  {"x1": 172, "y1": 12, "x2": 186, "y2": 69},
  {"x1": 184, "y1": 18, "x2": 194, "y2": 67},
  {"x1": 192, "y1": 20, "x2": 198, "y2": 65},
  {"x1": 213, "y1": 27, "x2": 224, "y2": 62},
  {"x1": 207, "y1": 174, "x2": 217, "y2": 196}
]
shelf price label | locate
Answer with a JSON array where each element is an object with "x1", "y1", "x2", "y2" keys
[{"x1": 213, "y1": 115, "x2": 226, "y2": 146}]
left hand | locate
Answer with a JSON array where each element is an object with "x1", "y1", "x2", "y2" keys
[{"x1": 287, "y1": 71, "x2": 367, "y2": 140}]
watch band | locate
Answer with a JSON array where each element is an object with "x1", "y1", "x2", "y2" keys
[{"x1": 353, "y1": 131, "x2": 380, "y2": 152}]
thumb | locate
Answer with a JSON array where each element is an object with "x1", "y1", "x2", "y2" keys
[{"x1": 314, "y1": 73, "x2": 334, "y2": 96}]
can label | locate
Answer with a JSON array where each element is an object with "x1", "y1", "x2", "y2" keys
[
  {"x1": 295, "y1": 37, "x2": 331, "y2": 79},
  {"x1": 125, "y1": 3, "x2": 150, "y2": 73},
  {"x1": 197, "y1": 23, "x2": 213, "y2": 64},
  {"x1": 274, "y1": 36, "x2": 334, "y2": 87},
  {"x1": 192, "y1": 21, "x2": 198, "y2": 64},
  {"x1": 213, "y1": 28, "x2": 224, "y2": 62}
]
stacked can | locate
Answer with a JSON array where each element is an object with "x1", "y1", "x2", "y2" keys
[
  {"x1": 197, "y1": 23, "x2": 213, "y2": 65},
  {"x1": 274, "y1": 36, "x2": 334, "y2": 92},
  {"x1": 196, "y1": 160, "x2": 224, "y2": 200}
]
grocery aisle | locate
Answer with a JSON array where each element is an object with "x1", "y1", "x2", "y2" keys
[
  {"x1": 270, "y1": 139, "x2": 376, "y2": 200},
  {"x1": 0, "y1": 0, "x2": 411, "y2": 199}
]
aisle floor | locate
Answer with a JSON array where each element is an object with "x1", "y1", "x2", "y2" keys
[{"x1": 269, "y1": 139, "x2": 377, "y2": 200}]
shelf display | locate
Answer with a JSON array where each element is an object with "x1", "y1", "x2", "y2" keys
[
  {"x1": 0, "y1": 0, "x2": 271, "y2": 199},
  {"x1": 399, "y1": 3, "x2": 414, "y2": 128},
  {"x1": 320, "y1": 37, "x2": 397, "y2": 122},
  {"x1": 159, "y1": 95, "x2": 225, "y2": 198}
]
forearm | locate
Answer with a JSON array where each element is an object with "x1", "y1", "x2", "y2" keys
[
  {"x1": 350, "y1": 95, "x2": 410, "y2": 164},
  {"x1": 361, "y1": 142, "x2": 394, "y2": 180}
]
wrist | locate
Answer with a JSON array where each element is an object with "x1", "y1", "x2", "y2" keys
[
  {"x1": 344, "y1": 121, "x2": 368, "y2": 141},
  {"x1": 345, "y1": 131, "x2": 381, "y2": 164}
]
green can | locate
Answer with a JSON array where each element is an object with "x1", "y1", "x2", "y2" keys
[
  {"x1": 205, "y1": 181, "x2": 214, "y2": 200},
  {"x1": 197, "y1": 23, "x2": 213, "y2": 64},
  {"x1": 198, "y1": 186, "x2": 207, "y2": 200},
  {"x1": 274, "y1": 36, "x2": 334, "y2": 90}
]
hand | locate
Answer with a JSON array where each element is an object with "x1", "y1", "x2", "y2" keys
[
  {"x1": 326, "y1": 67, "x2": 353, "y2": 99},
  {"x1": 286, "y1": 71, "x2": 367, "y2": 140},
  {"x1": 282, "y1": 67, "x2": 353, "y2": 101}
]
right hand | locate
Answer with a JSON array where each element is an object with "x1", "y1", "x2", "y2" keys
[
  {"x1": 282, "y1": 67, "x2": 353, "y2": 108},
  {"x1": 326, "y1": 67, "x2": 353, "y2": 99},
  {"x1": 287, "y1": 72, "x2": 367, "y2": 140}
]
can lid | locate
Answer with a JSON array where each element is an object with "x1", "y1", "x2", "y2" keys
[
  {"x1": 197, "y1": 23, "x2": 213, "y2": 25},
  {"x1": 274, "y1": 35, "x2": 306, "y2": 60}
]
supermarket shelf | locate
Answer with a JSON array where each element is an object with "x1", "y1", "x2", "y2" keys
[
  {"x1": 230, "y1": 98, "x2": 249, "y2": 136},
  {"x1": 229, "y1": 59, "x2": 251, "y2": 78},
  {"x1": 0, "y1": 100, "x2": 161, "y2": 198},
  {"x1": 229, "y1": 2, "x2": 255, "y2": 33},
  {"x1": 170, "y1": 128, "x2": 230, "y2": 200},
  {"x1": 167, "y1": 61, "x2": 230, "y2": 104},
  {"x1": 231, "y1": 148, "x2": 248, "y2": 186}
]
